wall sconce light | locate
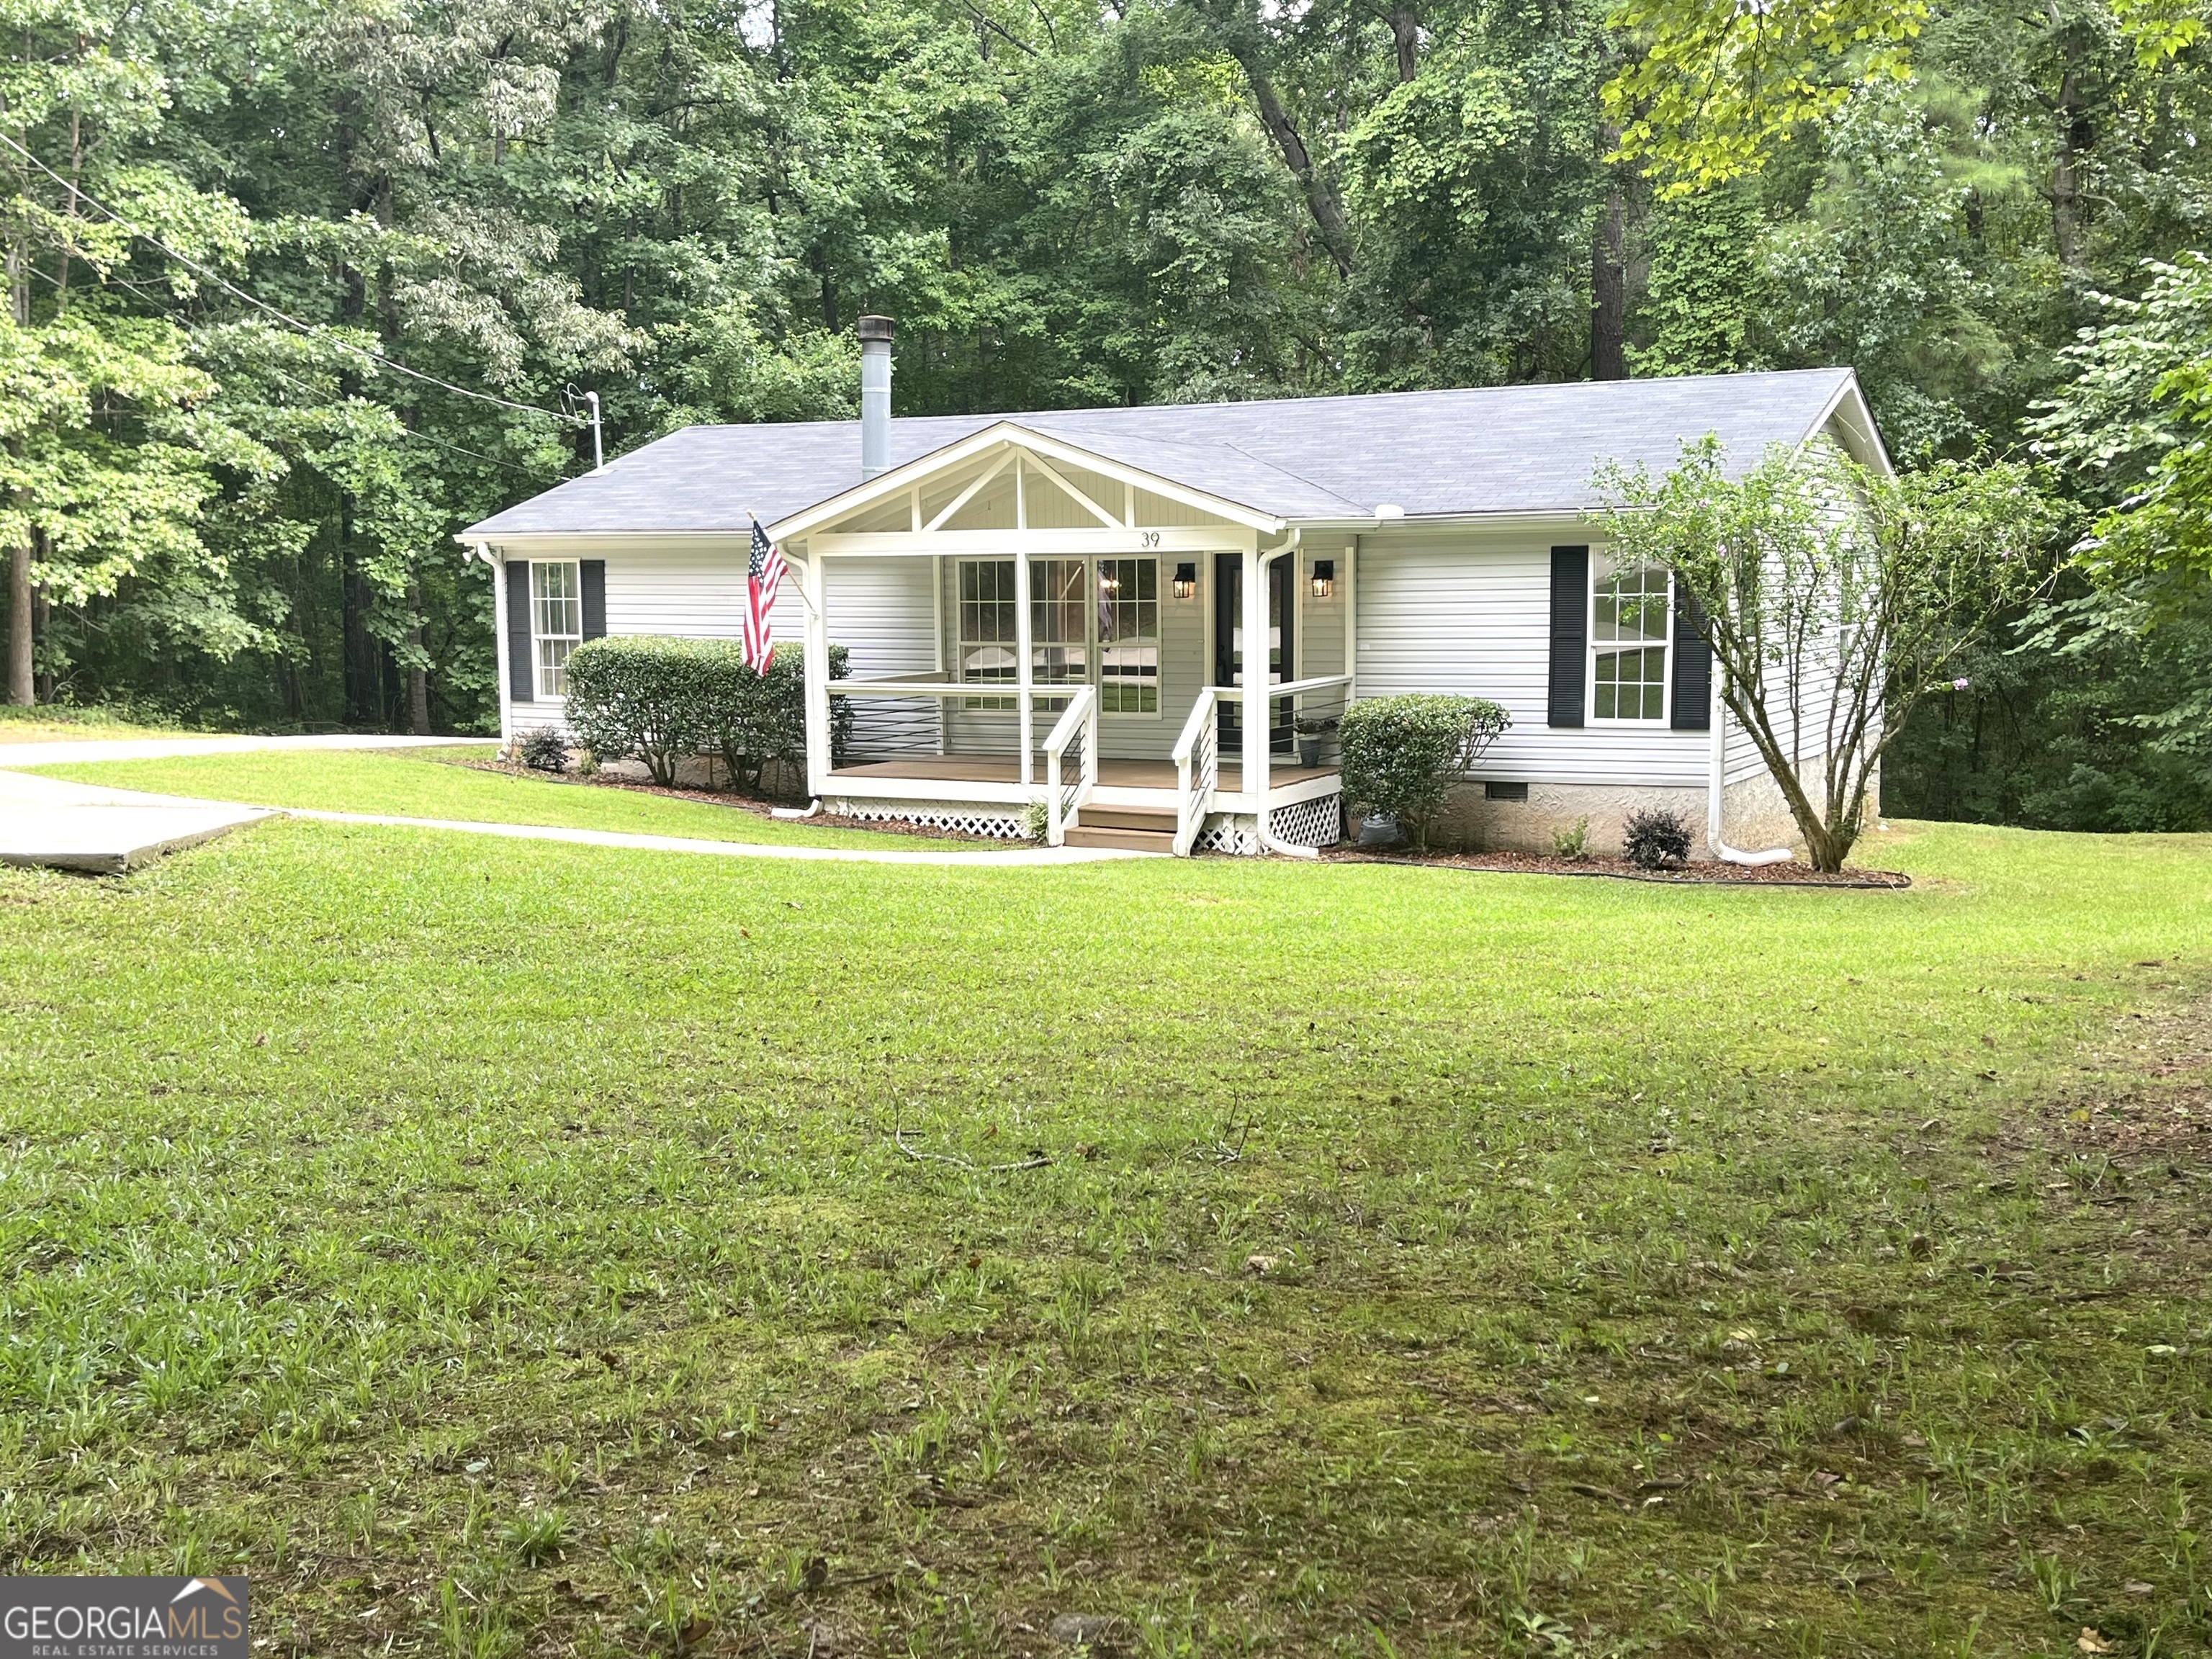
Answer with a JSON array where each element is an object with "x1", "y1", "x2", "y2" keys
[
  {"x1": 1310, "y1": 559, "x2": 1336, "y2": 601},
  {"x1": 1172, "y1": 562, "x2": 1197, "y2": 601}
]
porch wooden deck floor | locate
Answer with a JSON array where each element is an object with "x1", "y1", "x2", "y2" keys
[{"x1": 829, "y1": 756, "x2": 1338, "y2": 791}]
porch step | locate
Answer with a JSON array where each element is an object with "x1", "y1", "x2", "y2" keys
[
  {"x1": 1076, "y1": 805, "x2": 1177, "y2": 832},
  {"x1": 1064, "y1": 804, "x2": 1177, "y2": 854}
]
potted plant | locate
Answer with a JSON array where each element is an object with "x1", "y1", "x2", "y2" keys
[{"x1": 1292, "y1": 711, "x2": 1339, "y2": 770}]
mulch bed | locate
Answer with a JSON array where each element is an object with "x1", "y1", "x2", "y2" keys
[
  {"x1": 442, "y1": 757, "x2": 1912, "y2": 877},
  {"x1": 1322, "y1": 845, "x2": 1912, "y2": 888},
  {"x1": 445, "y1": 757, "x2": 1010, "y2": 842}
]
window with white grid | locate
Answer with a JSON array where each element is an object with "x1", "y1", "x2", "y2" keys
[
  {"x1": 1590, "y1": 559, "x2": 1669, "y2": 723},
  {"x1": 1097, "y1": 557, "x2": 1159, "y2": 713},
  {"x1": 957, "y1": 559, "x2": 1018, "y2": 709},
  {"x1": 531, "y1": 560, "x2": 582, "y2": 700}
]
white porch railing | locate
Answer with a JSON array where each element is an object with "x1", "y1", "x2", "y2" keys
[
  {"x1": 1042, "y1": 684, "x2": 1099, "y2": 846},
  {"x1": 1171, "y1": 686, "x2": 1218, "y2": 856}
]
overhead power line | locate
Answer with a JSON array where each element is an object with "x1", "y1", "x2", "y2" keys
[
  {"x1": 0, "y1": 129, "x2": 587, "y2": 428},
  {"x1": 21, "y1": 251, "x2": 571, "y2": 480}
]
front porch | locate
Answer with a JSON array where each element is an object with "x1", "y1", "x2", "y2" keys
[
  {"x1": 824, "y1": 744, "x2": 1346, "y2": 854},
  {"x1": 777, "y1": 423, "x2": 1357, "y2": 855}
]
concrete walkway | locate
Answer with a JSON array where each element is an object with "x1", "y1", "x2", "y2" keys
[
  {"x1": 0, "y1": 732, "x2": 1145, "y2": 871},
  {"x1": 0, "y1": 734, "x2": 483, "y2": 873},
  {"x1": 284, "y1": 809, "x2": 1146, "y2": 866},
  {"x1": 0, "y1": 768, "x2": 276, "y2": 874}
]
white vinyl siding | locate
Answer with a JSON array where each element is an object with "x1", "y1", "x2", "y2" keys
[
  {"x1": 597, "y1": 540, "x2": 805, "y2": 644},
  {"x1": 1354, "y1": 528, "x2": 1710, "y2": 787},
  {"x1": 822, "y1": 555, "x2": 938, "y2": 678},
  {"x1": 503, "y1": 540, "x2": 807, "y2": 731}
]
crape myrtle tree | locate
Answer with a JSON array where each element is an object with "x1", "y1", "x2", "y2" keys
[{"x1": 1593, "y1": 436, "x2": 2054, "y2": 870}]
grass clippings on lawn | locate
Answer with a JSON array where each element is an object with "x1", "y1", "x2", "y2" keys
[
  {"x1": 1, "y1": 812, "x2": 2209, "y2": 1658},
  {"x1": 0, "y1": 703, "x2": 185, "y2": 744},
  {"x1": 1328, "y1": 846, "x2": 1913, "y2": 887}
]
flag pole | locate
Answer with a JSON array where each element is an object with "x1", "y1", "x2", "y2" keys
[{"x1": 754, "y1": 512, "x2": 818, "y2": 617}]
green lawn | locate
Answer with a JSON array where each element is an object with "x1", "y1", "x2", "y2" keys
[
  {"x1": 30, "y1": 746, "x2": 961, "y2": 849},
  {"x1": 2, "y1": 814, "x2": 2209, "y2": 1658}
]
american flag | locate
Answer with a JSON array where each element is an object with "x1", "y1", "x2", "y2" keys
[{"x1": 743, "y1": 517, "x2": 786, "y2": 673}]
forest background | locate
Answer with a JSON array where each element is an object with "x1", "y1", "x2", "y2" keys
[{"x1": 3, "y1": 0, "x2": 2210, "y2": 831}]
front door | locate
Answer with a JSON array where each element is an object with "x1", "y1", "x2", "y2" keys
[{"x1": 1215, "y1": 553, "x2": 1292, "y2": 752}]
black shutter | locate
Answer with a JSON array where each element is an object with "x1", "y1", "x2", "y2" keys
[
  {"x1": 505, "y1": 559, "x2": 534, "y2": 702},
  {"x1": 1671, "y1": 585, "x2": 1712, "y2": 730},
  {"x1": 1547, "y1": 545, "x2": 1588, "y2": 728},
  {"x1": 580, "y1": 559, "x2": 606, "y2": 641}
]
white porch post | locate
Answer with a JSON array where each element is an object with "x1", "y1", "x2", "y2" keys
[
  {"x1": 1014, "y1": 456, "x2": 1035, "y2": 786},
  {"x1": 1013, "y1": 544, "x2": 1034, "y2": 786},
  {"x1": 1241, "y1": 541, "x2": 1268, "y2": 841},
  {"x1": 488, "y1": 545, "x2": 513, "y2": 750},
  {"x1": 801, "y1": 548, "x2": 832, "y2": 797},
  {"x1": 1342, "y1": 539, "x2": 1358, "y2": 701}
]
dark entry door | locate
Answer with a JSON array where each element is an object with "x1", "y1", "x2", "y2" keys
[{"x1": 1215, "y1": 553, "x2": 1293, "y2": 752}]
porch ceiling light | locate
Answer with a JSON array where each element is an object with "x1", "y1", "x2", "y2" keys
[
  {"x1": 1310, "y1": 558, "x2": 1335, "y2": 601},
  {"x1": 1172, "y1": 562, "x2": 1197, "y2": 600}
]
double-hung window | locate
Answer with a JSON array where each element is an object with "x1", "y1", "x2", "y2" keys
[
  {"x1": 1097, "y1": 557, "x2": 1159, "y2": 713},
  {"x1": 953, "y1": 556, "x2": 1160, "y2": 714},
  {"x1": 1590, "y1": 558, "x2": 1670, "y2": 722},
  {"x1": 531, "y1": 560, "x2": 583, "y2": 699}
]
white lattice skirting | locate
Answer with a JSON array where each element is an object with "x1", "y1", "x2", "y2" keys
[
  {"x1": 827, "y1": 798, "x2": 1029, "y2": 840},
  {"x1": 1270, "y1": 793, "x2": 1344, "y2": 848},
  {"x1": 1196, "y1": 794, "x2": 1344, "y2": 855}
]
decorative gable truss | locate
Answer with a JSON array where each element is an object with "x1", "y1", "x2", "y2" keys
[{"x1": 769, "y1": 423, "x2": 1282, "y2": 557}]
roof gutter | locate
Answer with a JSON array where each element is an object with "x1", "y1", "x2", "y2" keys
[{"x1": 1287, "y1": 508, "x2": 1617, "y2": 533}]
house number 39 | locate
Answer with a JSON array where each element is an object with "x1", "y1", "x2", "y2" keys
[{"x1": 1141, "y1": 531, "x2": 1160, "y2": 548}]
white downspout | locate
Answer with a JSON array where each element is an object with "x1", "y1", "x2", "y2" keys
[
  {"x1": 1709, "y1": 670, "x2": 1791, "y2": 867},
  {"x1": 485, "y1": 542, "x2": 513, "y2": 755}
]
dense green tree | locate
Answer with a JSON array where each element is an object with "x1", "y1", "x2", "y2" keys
[{"x1": 0, "y1": 0, "x2": 2200, "y2": 832}]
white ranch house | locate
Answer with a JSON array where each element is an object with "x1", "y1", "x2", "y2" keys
[{"x1": 464, "y1": 329, "x2": 1887, "y2": 858}]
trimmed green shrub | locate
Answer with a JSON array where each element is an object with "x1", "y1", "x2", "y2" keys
[
  {"x1": 563, "y1": 637, "x2": 718, "y2": 786},
  {"x1": 698, "y1": 641, "x2": 851, "y2": 796},
  {"x1": 1337, "y1": 693, "x2": 1510, "y2": 851},
  {"x1": 562, "y1": 636, "x2": 848, "y2": 793}
]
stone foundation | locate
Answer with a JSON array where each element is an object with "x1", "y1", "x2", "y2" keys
[{"x1": 1404, "y1": 782, "x2": 1710, "y2": 860}]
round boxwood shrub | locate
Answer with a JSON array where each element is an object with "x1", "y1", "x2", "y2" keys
[{"x1": 1337, "y1": 693, "x2": 1510, "y2": 851}]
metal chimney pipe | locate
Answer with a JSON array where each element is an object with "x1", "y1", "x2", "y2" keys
[{"x1": 858, "y1": 315, "x2": 894, "y2": 480}]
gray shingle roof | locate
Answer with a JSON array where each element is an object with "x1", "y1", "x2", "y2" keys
[{"x1": 463, "y1": 367, "x2": 1862, "y2": 538}]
